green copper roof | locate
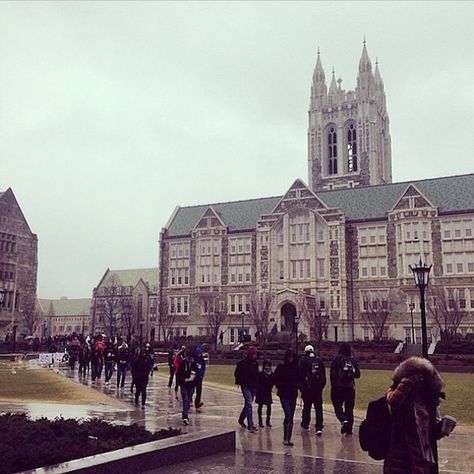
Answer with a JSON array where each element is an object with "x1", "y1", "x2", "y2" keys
[
  {"x1": 165, "y1": 174, "x2": 474, "y2": 236},
  {"x1": 103, "y1": 268, "x2": 159, "y2": 289}
]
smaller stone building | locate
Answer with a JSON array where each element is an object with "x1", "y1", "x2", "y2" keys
[
  {"x1": 38, "y1": 297, "x2": 91, "y2": 337},
  {"x1": 91, "y1": 268, "x2": 159, "y2": 342}
]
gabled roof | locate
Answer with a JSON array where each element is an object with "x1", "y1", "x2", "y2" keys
[
  {"x1": 164, "y1": 173, "x2": 474, "y2": 236},
  {"x1": 100, "y1": 268, "x2": 159, "y2": 289},
  {"x1": 38, "y1": 298, "x2": 91, "y2": 317}
]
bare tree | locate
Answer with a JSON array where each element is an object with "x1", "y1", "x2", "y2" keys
[
  {"x1": 120, "y1": 297, "x2": 138, "y2": 342},
  {"x1": 201, "y1": 294, "x2": 228, "y2": 352},
  {"x1": 428, "y1": 287, "x2": 469, "y2": 342},
  {"x1": 249, "y1": 292, "x2": 273, "y2": 345},
  {"x1": 96, "y1": 275, "x2": 122, "y2": 337},
  {"x1": 360, "y1": 295, "x2": 391, "y2": 341},
  {"x1": 296, "y1": 292, "x2": 329, "y2": 354},
  {"x1": 23, "y1": 309, "x2": 41, "y2": 336},
  {"x1": 158, "y1": 298, "x2": 176, "y2": 343}
]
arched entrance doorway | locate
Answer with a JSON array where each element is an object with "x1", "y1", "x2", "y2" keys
[{"x1": 281, "y1": 302, "x2": 297, "y2": 332}]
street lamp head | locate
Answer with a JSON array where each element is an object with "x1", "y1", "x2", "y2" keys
[
  {"x1": 0, "y1": 290, "x2": 5, "y2": 304},
  {"x1": 409, "y1": 302, "x2": 415, "y2": 311},
  {"x1": 410, "y1": 259, "x2": 432, "y2": 289}
]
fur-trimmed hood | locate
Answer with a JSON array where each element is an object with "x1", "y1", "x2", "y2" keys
[{"x1": 392, "y1": 356, "x2": 444, "y2": 397}]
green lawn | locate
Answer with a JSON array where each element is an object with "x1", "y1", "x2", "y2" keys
[
  {"x1": 0, "y1": 362, "x2": 116, "y2": 405},
  {"x1": 204, "y1": 365, "x2": 474, "y2": 425}
]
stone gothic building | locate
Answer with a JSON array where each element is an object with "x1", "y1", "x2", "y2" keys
[
  {"x1": 0, "y1": 188, "x2": 38, "y2": 339},
  {"x1": 159, "y1": 44, "x2": 474, "y2": 345}
]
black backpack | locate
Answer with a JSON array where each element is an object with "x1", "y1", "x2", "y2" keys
[
  {"x1": 359, "y1": 396, "x2": 392, "y2": 460},
  {"x1": 306, "y1": 359, "x2": 324, "y2": 388},
  {"x1": 337, "y1": 357, "x2": 356, "y2": 387}
]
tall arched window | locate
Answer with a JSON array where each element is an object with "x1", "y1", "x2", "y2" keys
[
  {"x1": 347, "y1": 122, "x2": 357, "y2": 172},
  {"x1": 328, "y1": 126, "x2": 338, "y2": 175}
]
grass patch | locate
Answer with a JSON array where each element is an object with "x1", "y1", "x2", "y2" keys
[
  {"x1": 0, "y1": 413, "x2": 180, "y2": 474},
  {"x1": 0, "y1": 362, "x2": 118, "y2": 405},
  {"x1": 204, "y1": 365, "x2": 474, "y2": 425}
]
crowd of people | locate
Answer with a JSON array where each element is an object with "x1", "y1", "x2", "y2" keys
[
  {"x1": 234, "y1": 342, "x2": 360, "y2": 446},
  {"x1": 59, "y1": 334, "x2": 455, "y2": 473}
]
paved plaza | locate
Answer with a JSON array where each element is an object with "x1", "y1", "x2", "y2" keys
[{"x1": 1, "y1": 367, "x2": 473, "y2": 474}]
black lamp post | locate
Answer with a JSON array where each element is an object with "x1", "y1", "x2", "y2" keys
[
  {"x1": 409, "y1": 302, "x2": 416, "y2": 344},
  {"x1": 240, "y1": 311, "x2": 245, "y2": 342},
  {"x1": 294, "y1": 313, "x2": 301, "y2": 356},
  {"x1": 409, "y1": 259, "x2": 432, "y2": 359},
  {"x1": 0, "y1": 289, "x2": 5, "y2": 306}
]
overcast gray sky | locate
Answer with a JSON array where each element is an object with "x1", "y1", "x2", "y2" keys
[{"x1": 1, "y1": 2, "x2": 473, "y2": 299}]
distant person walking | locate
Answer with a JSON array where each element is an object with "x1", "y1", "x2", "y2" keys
[
  {"x1": 116, "y1": 338, "x2": 130, "y2": 388},
  {"x1": 103, "y1": 339, "x2": 116, "y2": 385},
  {"x1": 167, "y1": 344, "x2": 179, "y2": 388},
  {"x1": 78, "y1": 343, "x2": 90, "y2": 377},
  {"x1": 90, "y1": 336, "x2": 105, "y2": 384},
  {"x1": 256, "y1": 359, "x2": 274, "y2": 428},
  {"x1": 274, "y1": 349, "x2": 299, "y2": 446},
  {"x1": 330, "y1": 342, "x2": 360, "y2": 435},
  {"x1": 298, "y1": 344, "x2": 326, "y2": 435},
  {"x1": 193, "y1": 347, "x2": 206, "y2": 409},
  {"x1": 234, "y1": 346, "x2": 259, "y2": 432},
  {"x1": 384, "y1": 357, "x2": 455, "y2": 474},
  {"x1": 134, "y1": 349, "x2": 152, "y2": 409},
  {"x1": 177, "y1": 350, "x2": 198, "y2": 425}
]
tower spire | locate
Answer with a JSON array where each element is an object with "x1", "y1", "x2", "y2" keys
[
  {"x1": 329, "y1": 67, "x2": 338, "y2": 95},
  {"x1": 359, "y1": 37, "x2": 372, "y2": 73}
]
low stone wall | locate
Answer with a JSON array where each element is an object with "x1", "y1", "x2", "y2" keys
[{"x1": 23, "y1": 429, "x2": 235, "y2": 474}]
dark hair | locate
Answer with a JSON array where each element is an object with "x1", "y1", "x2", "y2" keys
[
  {"x1": 263, "y1": 359, "x2": 272, "y2": 367},
  {"x1": 186, "y1": 350, "x2": 194, "y2": 358},
  {"x1": 338, "y1": 342, "x2": 351, "y2": 356},
  {"x1": 284, "y1": 349, "x2": 296, "y2": 365}
]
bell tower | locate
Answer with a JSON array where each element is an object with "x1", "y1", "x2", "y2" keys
[{"x1": 308, "y1": 41, "x2": 392, "y2": 192}]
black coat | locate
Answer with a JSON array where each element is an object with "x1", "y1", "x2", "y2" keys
[
  {"x1": 274, "y1": 362, "x2": 299, "y2": 400},
  {"x1": 234, "y1": 357, "x2": 259, "y2": 389},
  {"x1": 177, "y1": 358, "x2": 198, "y2": 388},
  {"x1": 256, "y1": 371, "x2": 274, "y2": 405}
]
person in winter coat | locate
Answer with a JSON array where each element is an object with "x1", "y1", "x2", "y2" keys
[
  {"x1": 274, "y1": 348, "x2": 299, "y2": 446},
  {"x1": 177, "y1": 350, "x2": 198, "y2": 425},
  {"x1": 78, "y1": 343, "x2": 90, "y2": 377},
  {"x1": 330, "y1": 342, "x2": 360, "y2": 435},
  {"x1": 234, "y1": 346, "x2": 259, "y2": 432},
  {"x1": 167, "y1": 344, "x2": 179, "y2": 388},
  {"x1": 103, "y1": 340, "x2": 116, "y2": 385},
  {"x1": 298, "y1": 344, "x2": 326, "y2": 435},
  {"x1": 173, "y1": 345, "x2": 187, "y2": 399},
  {"x1": 193, "y1": 347, "x2": 206, "y2": 409},
  {"x1": 90, "y1": 336, "x2": 105, "y2": 384},
  {"x1": 116, "y1": 338, "x2": 130, "y2": 388},
  {"x1": 384, "y1": 357, "x2": 455, "y2": 474},
  {"x1": 134, "y1": 348, "x2": 152, "y2": 408},
  {"x1": 256, "y1": 359, "x2": 274, "y2": 428}
]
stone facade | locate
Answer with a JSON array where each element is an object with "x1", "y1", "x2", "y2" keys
[
  {"x1": 0, "y1": 188, "x2": 38, "y2": 339},
  {"x1": 159, "y1": 45, "x2": 474, "y2": 345}
]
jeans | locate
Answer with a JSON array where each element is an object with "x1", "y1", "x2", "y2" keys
[
  {"x1": 117, "y1": 364, "x2": 127, "y2": 387},
  {"x1": 280, "y1": 396, "x2": 297, "y2": 425},
  {"x1": 331, "y1": 387, "x2": 355, "y2": 432},
  {"x1": 181, "y1": 384, "x2": 195, "y2": 420},
  {"x1": 105, "y1": 361, "x2": 114, "y2": 382},
  {"x1": 91, "y1": 362, "x2": 103, "y2": 381},
  {"x1": 135, "y1": 378, "x2": 148, "y2": 406},
  {"x1": 168, "y1": 366, "x2": 175, "y2": 388},
  {"x1": 301, "y1": 390, "x2": 324, "y2": 430},
  {"x1": 239, "y1": 386, "x2": 256, "y2": 428}
]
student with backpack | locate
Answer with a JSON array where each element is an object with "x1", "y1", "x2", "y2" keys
[
  {"x1": 330, "y1": 342, "x2": 360, "y2": 435},
  {"x1": 298, "y1": 344, "x2": 326, "y2": 435}
]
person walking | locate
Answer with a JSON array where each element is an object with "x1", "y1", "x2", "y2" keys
[
  {"x1": 298, "y1": 344, "x2": 326, "y2": 435},
  {"x1": 256, "y1": 359, "x2": 274, "y2": 428},
  {"x1": 103, "y1": 339, "x2": 116, "y2": 385},
  {"x1": 134, "y1": 348, "x2": 151, "y2": 409},
  {"x1": 193, "y1": 347, "x2": 206, "y2": 410},
  {"x1": 274, "y1": 348, "x2": 299, "y2": 446},
  {"x1": 173, "y1": 345, "x2": 187, "y2": 399},
  {"x1": 116, "y1": 338, "x2": 130, "y2": 389},
  {"x1": 330, "y1": 342, "x2": 360, "y2": 435},
  {"x1": 78, "y1": 343, "x2": 90, "y2": 377},
  {"x1": 90, "y1": 336, "x2": 105, "y2": 384},
  {"x1": 177, "y1": 350, "x2": 198, "y2": 425},
  {"x1": 383, "y1": 357, "x2": 455, "y2": 474},
  {"x1": 234, "y1": 346, "x2": 259, "y2": 432},
  {"x1": 167, "y1": 344, "x2": 179, "y2": 388}
]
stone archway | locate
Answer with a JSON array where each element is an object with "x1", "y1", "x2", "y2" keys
[{"x1": 281, "y1": 302, "x2": 297, "y2": 332}]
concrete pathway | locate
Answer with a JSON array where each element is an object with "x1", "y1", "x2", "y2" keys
[{"x1": 1, "y1": 367, "x2": 473, "y2": 474}]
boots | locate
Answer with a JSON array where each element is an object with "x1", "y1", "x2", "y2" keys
[
  {"x1": 258, "y1": 414, "x2": 264, "y2": 428},
  {"x1": 266, "y1": 407, "x2": 272, "y2": 427},
  {"x1": 283, "y1": 422, "x2": 294, "y2": 446},
  {"x1": 287, "y1": 422, "x2": 294, "y2": 446}
]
